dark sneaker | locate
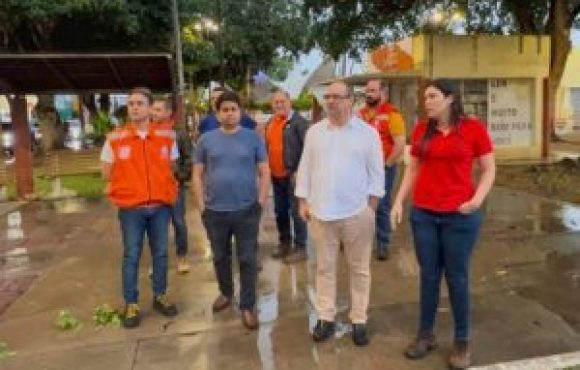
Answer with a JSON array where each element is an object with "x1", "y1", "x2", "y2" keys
[
  {"x1": 271, "y1": 242, "x2": 291, "y2": 259},
  {"x1": 152, "y1": 294, "x2": 178, "y2": 317},
  {"x1": 352, "y1": 323, "x2": 370, "y2": 346},
  {"x1": 448, "y1": 341, "x2": 471, "y2": 369},
  {"x1": 123, "y1": 303, "x2": 140, "y2": 329},
  {"x1": 404, "y1": 334, "x2": 438, "y2": 359},
  {"x1": 376, "y1": 243, "x2": 390, "y2": 261},
  {"x1": 284, "y1": 248, "x2": 307, "y2": 264},
  {"x1": 212, "y1": 294, "x2": 232, "y2": 313},
  {"x1": 312, "y1": 320, "x2": 336, "y2": 342}
]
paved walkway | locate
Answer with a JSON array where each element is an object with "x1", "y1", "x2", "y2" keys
[{"x1": 1, "y1": 187, "x2": 580, "y2": 369}]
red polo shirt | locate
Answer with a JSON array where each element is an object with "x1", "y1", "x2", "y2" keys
[{"x1": 410, "y1": 117, "x2": 493, "y2": 212}]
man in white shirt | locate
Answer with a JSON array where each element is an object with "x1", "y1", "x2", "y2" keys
[{"x1": 295, "y1": 81, "x2": 384, "y2": 346}]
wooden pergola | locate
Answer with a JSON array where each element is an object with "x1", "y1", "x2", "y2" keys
[{"x1": 0, "y1": 53, "x2": 176, "y2": 198}]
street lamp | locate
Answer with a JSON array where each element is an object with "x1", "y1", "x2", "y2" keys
[
  {"x1": 190, "y1": 17, "x2": 220, "y2": 91},
  {"x1": 431, "y1": 10, "x2": 444, "y2": 24}
]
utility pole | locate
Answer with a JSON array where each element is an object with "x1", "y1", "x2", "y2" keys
[
  {"x1": 171, "y1": 0, "x2": 185, "y2": 124},
  {"x1": 217, "y1": 0, "x2": 225, "y2": 86}
]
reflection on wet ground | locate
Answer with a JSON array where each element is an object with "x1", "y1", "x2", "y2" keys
[{"x1": 0, "y1": 187, "x2": 579, "y2": 369}]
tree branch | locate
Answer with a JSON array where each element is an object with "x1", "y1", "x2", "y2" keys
[{"x1": 374, "y1": 0, "x2": 417, "y2": 13}]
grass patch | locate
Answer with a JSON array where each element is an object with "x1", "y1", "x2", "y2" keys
[{"x1": 5, "y1": 172, "x2": 105, "y2": 200}]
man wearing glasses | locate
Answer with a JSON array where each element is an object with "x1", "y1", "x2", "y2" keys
[{"x1": 295, "y1": 81, "x2": 384, "y2": 346}]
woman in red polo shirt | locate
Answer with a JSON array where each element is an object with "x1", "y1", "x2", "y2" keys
[{"x1": 391, "y1": 80, "x2": 495, "y2": 369}]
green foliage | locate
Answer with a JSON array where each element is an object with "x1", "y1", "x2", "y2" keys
[
  {"x1": 302, "y1": 0, "x2": 426, "y2": 59},
  {"x1": 0, "y1": 0, "x2": 171, "y2": 51},
  {"x1": 89, "y1": 112, "x2": 114, "y2": 145},
  {"x1": 92, "y1": 304, "x2": 122, "y2": 327},
  {"x1": 292, "y1": 92, "x2": 314, "y2": 111},
  {"x1": 301, "y1": 0, "x2": 580, "y2": 59},
  {"x1": 181, "y1": 0, "x2": 309, "y2": 88},
  {"x1": 55, "y1": 310, "x2": 83, "y2": 331},
  {"x1": 0, "y1": 342, "x2": 16, "y2": 360},
  {"x1": 267, "y1": 55, "x2": 296, "y2": 82}
]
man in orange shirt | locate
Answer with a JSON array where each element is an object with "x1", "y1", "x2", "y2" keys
[
  {"x1": 359, "y1": 79, "x2": 406, "y2": 260},
  {"x1": 265, "y1": 89, "x2": 311, "y2": 263},
  {"x1": 101, "y1": 87, "x2": 179, "y2": 328}
]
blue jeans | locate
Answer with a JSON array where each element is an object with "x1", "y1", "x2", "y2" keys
[
  {"x1": 118, "y1": 205, "x2": 171, "y2": 304},
  {"x1": 201, "y1": 202, "x2": 261, "y2": 309},
  {"x1": 376, "y1": 165, "x2": 398, "y2": 249},
  {"x1": 410, "y1": 207, "x2": 482, "y2": 342},
  {"x1": 272, "y1": 176, "x2": 307, "y2": 248},
  {"x1": 170, "y1": 184, "x2": 188, "y2": 256}
]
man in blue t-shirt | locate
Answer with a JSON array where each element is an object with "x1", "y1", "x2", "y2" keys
[
  {"x1": 193, "y1": 90, "x2": 270, "y2": 331},
  {"x1": 198, "y1": 87, "x2": 257, "y2": 135}
]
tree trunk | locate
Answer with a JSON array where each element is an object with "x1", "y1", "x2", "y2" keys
[
  {"x1": 98, "y1": 93, "x2": 111, "y2": 114},
  {"x1": 81, "y1": 94, "x2": 98, "y2": 116},
  {"x1": 34, "y1": 95, "x2": 60, "y2": 153},
  {"x1": 547, "y1": 0, "x2": 573, "y2": 140}
]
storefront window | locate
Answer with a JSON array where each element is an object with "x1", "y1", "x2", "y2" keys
[{"x1": 462, "y1": 79, "x2": 488, "y2": 121}]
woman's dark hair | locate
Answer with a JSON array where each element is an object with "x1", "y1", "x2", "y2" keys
[
  {"x1": 215, "y1": 90, "x2": 241, "y2": 110},
  {"x1": 419, "y1": 79, "x2": 465, "y2": 156}
]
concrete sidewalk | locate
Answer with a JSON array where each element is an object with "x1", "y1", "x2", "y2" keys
[{"x1": 1, "y1": 187, "x2": 580, "y2": 370}]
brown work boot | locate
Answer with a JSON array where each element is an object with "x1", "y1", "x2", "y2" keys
[
  {"x1": 271, "y1": 242, "x2": 291, "y2": 259},
  {"x1": 448, "y1": 341, "x2": 471, "y2": 369},
  {"x1": 241, "y1": 309, "x2": 259, "y2": 330},
  {"x1": 284, "y1": 248, "x2": 307, "y2": 264},
  {"x1": 212, "y1": 294, "x2": 231, "y2": 313},
  {"x1": 404, "y1": 334, "x2": 438, "y2": 359}
]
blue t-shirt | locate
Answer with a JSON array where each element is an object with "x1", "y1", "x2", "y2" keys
[
  {"x1": 198, "y1": 112, "x2": 257, "y2": 135},
  {"x1": 196, "y1": 127, "x2": 267, "y2": 211}
]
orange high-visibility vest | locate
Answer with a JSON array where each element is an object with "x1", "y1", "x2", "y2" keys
[
  {"x1": 107, "y1": 123, "x2": 177, "y2": 208},
  {"x1": 359, "y1": 102, "x2": 404, "y2": 160}
]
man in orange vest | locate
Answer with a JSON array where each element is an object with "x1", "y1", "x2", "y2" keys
[
  {"x1": 359, "y1": 79, "x2": 406, "y2": 261},
  {"x1": 101, "y1": 87, "x2": 179, "y2": 328},
  {"x1": 151, "y1": 97, "x2": 194, "y2": 274}
]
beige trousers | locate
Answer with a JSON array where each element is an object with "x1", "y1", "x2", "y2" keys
[{"x1": 310, "y1": 207, "x2": 375, "y2": 324}]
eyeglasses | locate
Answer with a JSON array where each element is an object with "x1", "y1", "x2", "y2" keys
[{"x1": 323, "y1": 94, "x2": 350, "y2": 100}]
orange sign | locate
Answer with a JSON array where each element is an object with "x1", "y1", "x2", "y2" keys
[{"x1": 370, "y1": 43, "x2": 414, "y2": 72}]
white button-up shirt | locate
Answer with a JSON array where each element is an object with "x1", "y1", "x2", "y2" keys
[{"x1": 295, "y1": 115, "x2": 385, "y2": 221}]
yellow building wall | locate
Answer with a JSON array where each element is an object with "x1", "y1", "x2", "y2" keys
[
  {"x1": 555, "y1": 49, "x2": 580, "y2": 137},
  {"x1": 361, "y1": 34, "x2": 550, "y2": 160},
  {"x1": 416, "y1": 34, "x2": 550, "y2": 160}
]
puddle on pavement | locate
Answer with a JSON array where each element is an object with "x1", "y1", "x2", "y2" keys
[
  {"x1": 51, "y1": 198, "x2": 89, "y2": 214},
  {"x1": 0, "y1": 247, "x2": 31, "y2": 277},
  {"x1": 560, "y1": 204, "x2": 580, "y2": 232},
  {"x1": 485, "y1": 190, "x2": 580, "y2": 236}
]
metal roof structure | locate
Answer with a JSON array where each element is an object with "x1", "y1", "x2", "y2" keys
[{"x1": 0, "y1": 53, "x2": 174, "y2": 94}]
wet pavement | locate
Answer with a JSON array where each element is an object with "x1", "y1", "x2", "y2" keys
[{"x1": 0, "y1": 187, "x2": 580, "y2": 369}]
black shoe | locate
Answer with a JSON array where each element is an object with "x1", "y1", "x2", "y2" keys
[
  {"x1": 123, "y1": 303, "x2": 141, "y2": 329},
  {"x1": 312, "y1": 320, "x2": 335, "y2": 342},
  {"x1": 352, "y1": 323, "x2": 370, "y2": 346},
  {"x1": 377, "y1": 249, "x2": 390, "y2": 261},
  {"x1": 376, "y1": 243, "x2": 390, "y2": 261},
  {"x1": 152, "y1": 294, "x2": 178, "y2": 317}
]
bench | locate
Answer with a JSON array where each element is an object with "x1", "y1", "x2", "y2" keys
[
  {"x1": 38, "y1": 149, "x2": 102, "y2": 197},
  {"x1": 39, "y1": 148, "x2": 102, "y2": 178}
]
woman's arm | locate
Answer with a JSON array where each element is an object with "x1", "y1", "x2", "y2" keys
[{"x1": 390, "y1": 156, "x2": 420, "y2": 230}]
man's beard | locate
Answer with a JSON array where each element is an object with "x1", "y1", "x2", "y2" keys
[{"x1": 365, "y1": 96, "x2": 380, "y2": 107}]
